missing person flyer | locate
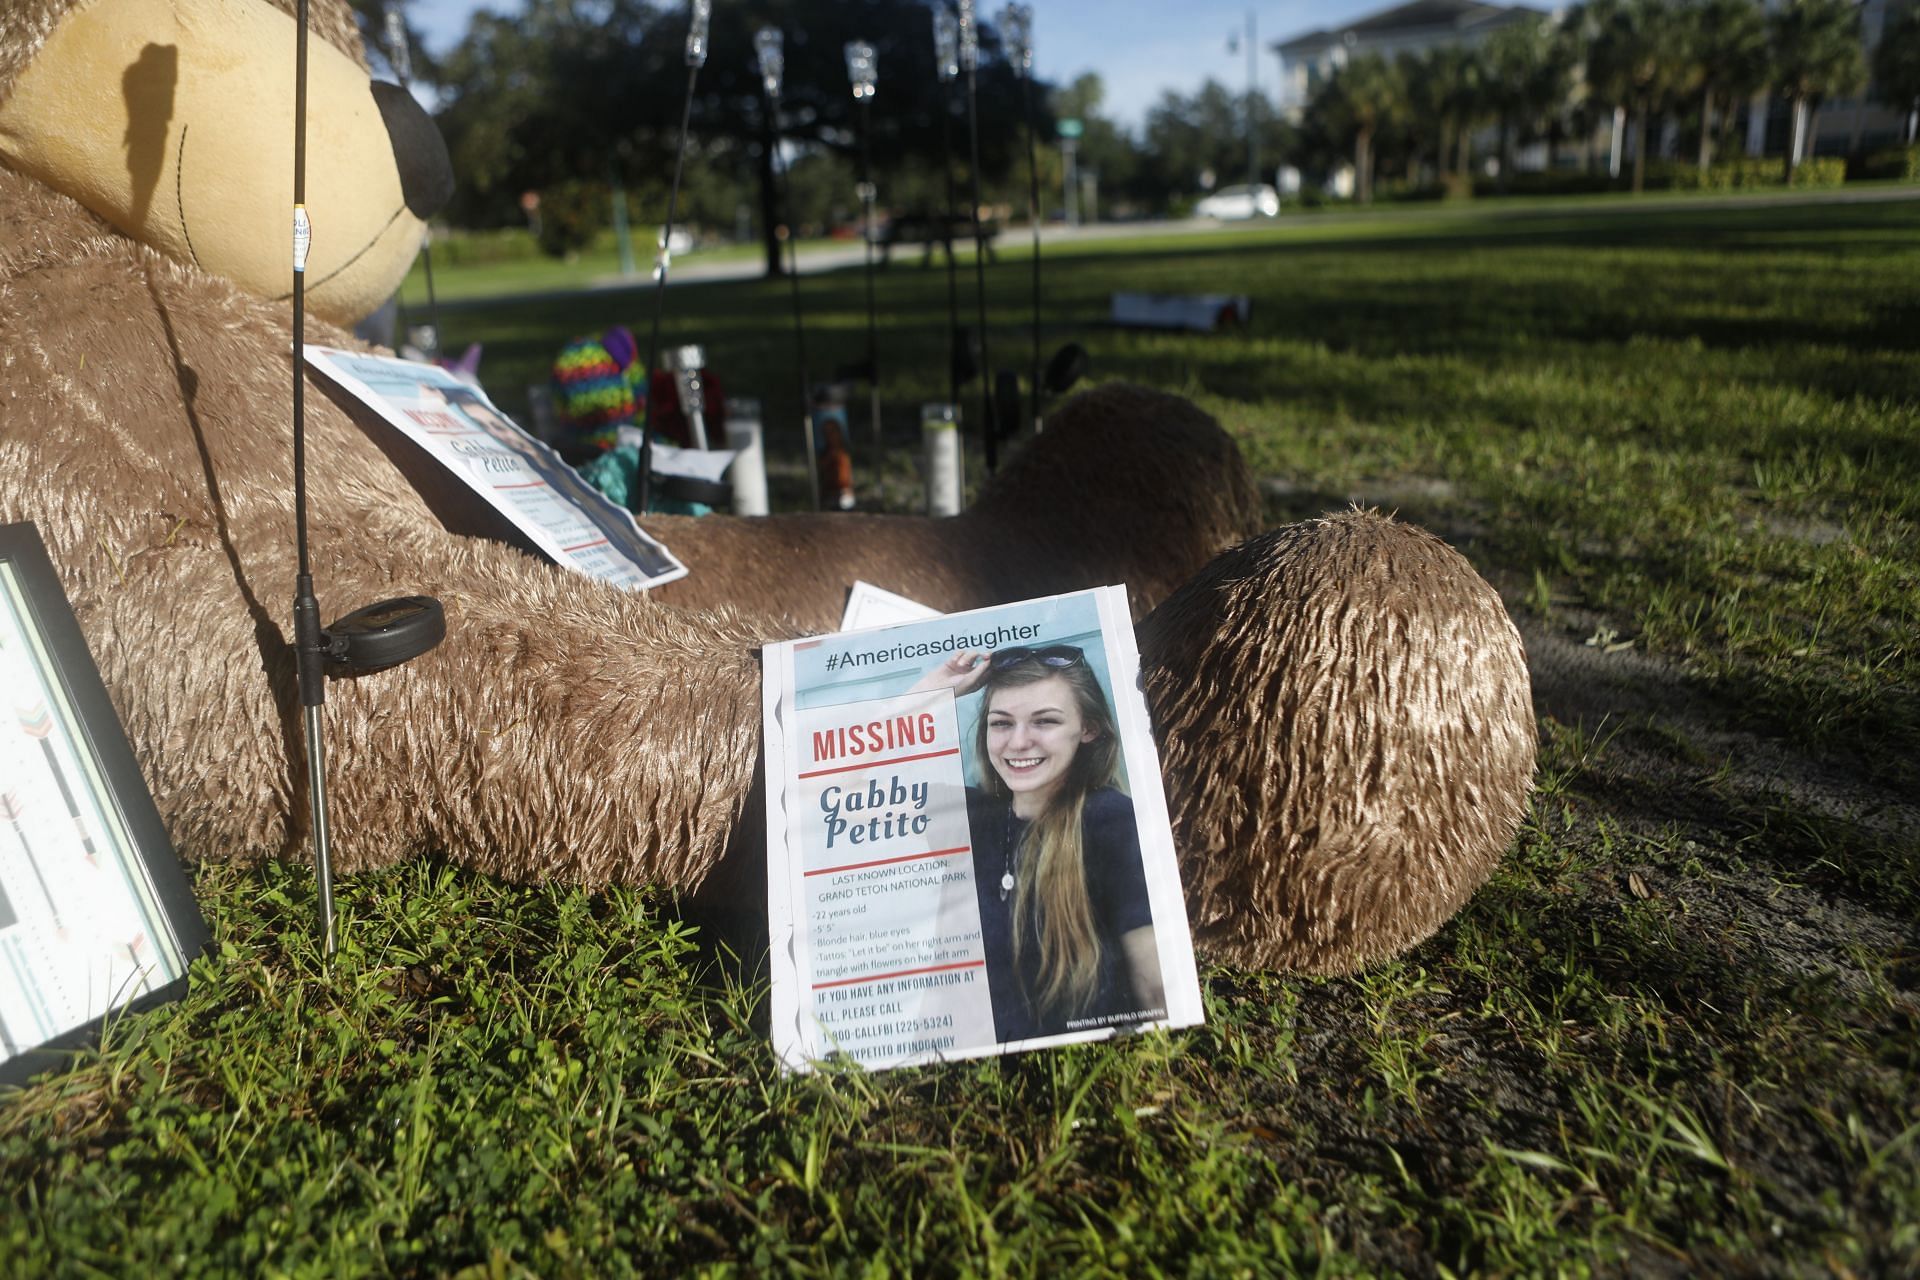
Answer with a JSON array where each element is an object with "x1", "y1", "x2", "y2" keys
[
  {"x1": 763, "y1": 586, "x2": 1204, "y2": 1072},
  {"x1": 305, "y1": 347, "x2": 686, "y2": 590}
]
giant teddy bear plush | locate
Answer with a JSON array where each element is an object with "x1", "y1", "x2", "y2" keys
[{"x1": 0, "y1": 0, "x2": 1536, "y2": 973}]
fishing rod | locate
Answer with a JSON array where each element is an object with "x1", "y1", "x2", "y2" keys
[
  {"x1": 636, "y1": 0, "x2": 712, "y2": 513},
  {"x1": 845, "y1": 40, "x2": 882, "y2": 494},
  {"x1": 1000, "y1": 4, "x2": 1042, "y2": 432},
  {"x1": 957, "y1": 0, "x2": 999, "y2": 471},
  {"x1": 290, "y1": 0, "x2": 444, "y2": 956},
  {"x1": 932, "y1": 6, "x2": 965, "y2": 411},
  {"x1": 757, "y1": 25, "x2": 820, "y2": 511}
]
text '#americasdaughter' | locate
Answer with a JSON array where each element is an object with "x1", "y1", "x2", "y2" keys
[{"x1": 818, "y1": 622, "x2": 1042, "y2": 674}]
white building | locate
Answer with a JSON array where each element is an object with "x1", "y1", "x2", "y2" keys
[{"x1": 1273, "y1": 0, "x2": 1551, "y2": 120}]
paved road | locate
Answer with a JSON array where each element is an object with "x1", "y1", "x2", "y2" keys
[{"x1": 437, "y1": 183, "x2": 1920, "y2": 310}]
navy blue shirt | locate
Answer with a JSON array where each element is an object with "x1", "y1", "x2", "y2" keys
[{"x1": 966, "y1": 786, "x2": 1159, "y2": 1042}]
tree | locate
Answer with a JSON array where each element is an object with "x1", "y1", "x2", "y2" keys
[
  {"x1": 1049, "y1": 74, "x2": 1145, "y2": 217},
  {"x1": 1483, "y1": 13, "x2": 1578, "y2": 188},
  {"x1": 432, "y1": 0, "x2": 682, "y2": 229},
  {"x1": 1311, "y1": 53, "x2": 1405, "y2": 204},
  {"x1": 1140, "y1": 80, "x2": 1292, "y2": 208},
  {"x1": 686, "y1": 1, "x2": 1039, "y2": 276},
  {"x1": 1872, "y1": 3, "x2": 1920, "y2": 145},
  {"x1": 1144, "y1": 81, "x2": 1249, "y2": 195},
  {"x1": 1771, "y1": 0, "x2": 1867, "y2": 180},
  {"x1": 429, "y1": 0, "x2": 1041, "y2": 274},
  {"x1": 1408, "y1": 45, "x2": 1489, "y2": 179},
  {"x1": 1584, "y1": 0, "x2": 1688, "y2": 192},
  {"x1": 1679, "y1": 0, "x2": 1771, "y2": 170}
]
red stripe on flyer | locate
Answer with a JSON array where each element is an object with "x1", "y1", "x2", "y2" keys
[
  {"x1": 805, "y1": 845, "x2": 970, "y2": 877},
  {"x1": 797, "y1": 747, "x2": 958, "y2": 779}
]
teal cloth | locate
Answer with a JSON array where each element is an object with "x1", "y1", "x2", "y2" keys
[{"x1": 578, "y1": 446, "x2": 712, "y2": 517}]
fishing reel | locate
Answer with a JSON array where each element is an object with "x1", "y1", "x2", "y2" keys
[{"x1": 320, "y1": 595, "x2": 445, "y2": 675}]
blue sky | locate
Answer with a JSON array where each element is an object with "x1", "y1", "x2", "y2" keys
[{"x1": 406, "y1": 0, "x2": 1393, "y2": 131}]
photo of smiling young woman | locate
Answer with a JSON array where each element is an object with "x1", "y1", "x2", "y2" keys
[{"x1": 912, "y1": 644, "x2": 1166, "y2": 1043}]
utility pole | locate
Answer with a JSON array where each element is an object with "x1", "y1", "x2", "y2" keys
[
  {"x1": 1059, "y1": 119, "x2": 1082, "y2": 226},
  {"x1": 1246, "y1": 10, "x2": 1258, "y2": 195},
  {"x1": 1229, "y1": 11, "x2": 1260, "y2": 194}
]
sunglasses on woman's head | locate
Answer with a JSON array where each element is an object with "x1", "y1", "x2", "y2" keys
[{"x1": 987, "y1": 644, "x2": 1085, "y2": 672}]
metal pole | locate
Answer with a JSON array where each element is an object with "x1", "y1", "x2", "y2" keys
[
  {"x1": 1021, "y1": 70, "x2": 1041, "y2": 432},
  {"x1": 959, "y1": 4, "x2": 999, "y2": 469},
  {"x1": 775, "y1": 143, "x2": 817, "y2": 511},
  {"x1": 935, "y1": 18, "x2": 963, "y2": 409},
  {"x1": 419, "y1": 228, "x2": 440, "y2": 357},
  {"x1": 759, "y1": 27, "x2": 818, "y2": 510},
  {"x1": 638, "y1": 2, "x2": 707, "y2": 513},
  {"x1": 1246, "y1": 10, "x2": 1258, "y2": 196},
  {"x1": 291, "y1": 0, "x2": 336, "y2": 956},
  {"x1": 1062, "y1": 137, "x2": 1078, "y2": 226},
  {"x1": 858, "y1": 94, "x2": 882, "y2": 487}
]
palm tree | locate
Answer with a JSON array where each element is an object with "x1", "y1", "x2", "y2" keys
[
  {"x1": 1771, "y1": 0, "x2": 1867, "y2": 182},
  {"x1": 1873, "y1": 3, "x2": 1920, "y2": 146},
  {"x1": 1314, "y1": 53, "x2": 1406, "y2": 204},
  {"x1": 1680, "y1": 0, "x2": 1772, "y2": 170},
  {"x1": 1485, "y1": 13, "x2": 1577, "y2": 188},
  {"x1": 1584, "y1": 0, "x2": 1689, "y2": 192},
  {"x1": 1400, "y1": 51, "x2": 1452, "y2": 181},
  {"x1": 1408, "y1": 45, "x2": 1490, "y2": 180}
]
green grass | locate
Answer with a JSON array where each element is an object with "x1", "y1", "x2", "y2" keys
[{"x1": 7, "y1": 195, "x2": 1920, "y2": 1276}]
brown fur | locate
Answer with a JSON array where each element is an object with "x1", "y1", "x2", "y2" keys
[
  {"x1": 1139, "y1": 510, "x2": 1537, "y2": 972},
  {"x1": 0, "y1": 0, "x2": 1537, "y2": 972}
]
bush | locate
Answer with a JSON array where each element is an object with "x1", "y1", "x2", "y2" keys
[
  {"x1": 535, "y1": 181, "x2": 605, "y2": 259},
  {"x1": 1650, "y1": 156, "x2": 1846, "y2": 191},
  {"x1": 1470, "y1": 170, "x2": 1615, "y2": 198},
  {"x1": 1289, "y1": 187, "x2": 1343, "y2": 210},
  {"x1": 429, "y1": 227, "x2": 545, "y2": 268},
  {"x1": 1848, "y1": 145, "x2": 1920, "y2": 182},
  {"x1": 1377, "y1": 174, "x2": 1473, "y2": 203}
]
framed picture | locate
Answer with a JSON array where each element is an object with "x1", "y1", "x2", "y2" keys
[{"x1": 0, "y1": 522, "x2": 209, "y2": 1087}]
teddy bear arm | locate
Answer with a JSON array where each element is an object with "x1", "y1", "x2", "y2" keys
[{"x1": 1139, "y1": 509, "x2": 1537, "y2": 973}]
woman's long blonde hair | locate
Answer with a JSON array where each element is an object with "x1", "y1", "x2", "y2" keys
[{"x1": 973, "y1": 655, "x2": 1121, "y2": 1021}]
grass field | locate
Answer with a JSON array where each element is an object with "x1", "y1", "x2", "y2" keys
[{"x1": 5, "y1": 197, "x2": 1917, "y2": 1277}]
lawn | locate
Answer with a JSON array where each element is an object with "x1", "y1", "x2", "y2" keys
[{"x1": 4, "y1": 197, "x2": 1917, "y2": 1277}]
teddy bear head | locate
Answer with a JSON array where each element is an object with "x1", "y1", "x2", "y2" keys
[{"x1": 0, "y1": 0, "x2": 451, "y2": 326}]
